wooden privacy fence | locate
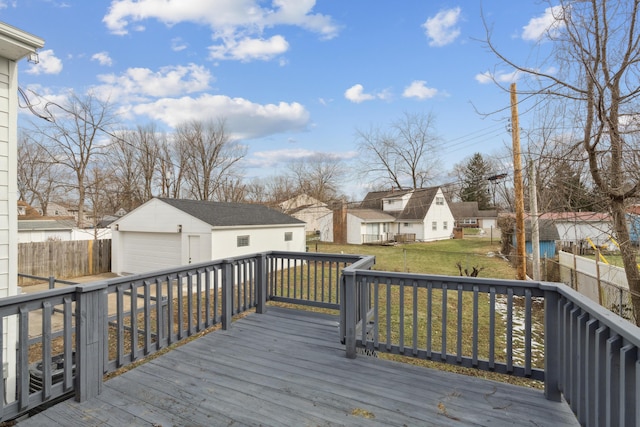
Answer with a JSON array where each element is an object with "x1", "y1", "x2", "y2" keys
[{"x1": 18, "y1": 239, "x2": 111, "y2": 283}]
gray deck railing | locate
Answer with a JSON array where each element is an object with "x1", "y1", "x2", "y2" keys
[
  {"x1": 2, "y1": 250, "x2": 363, "y2": 422},
  {"x1": 341, "y1": 267, "x2": 640, "y2": 427}
]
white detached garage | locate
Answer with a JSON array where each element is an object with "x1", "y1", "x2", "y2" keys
[{"x1": 111, "y1": 198, "x2": 306, "y2": 275}]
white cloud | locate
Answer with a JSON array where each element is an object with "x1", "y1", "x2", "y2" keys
[
  {"x1": 423, "y1": 7, "x2": 461, "y2": 47},
  {"x1": 247, "y1": 148, "x2": 357, "y2": 168},
  {"x1": 345, "y1": 84, "x2": 388, "y2": 103},
  {"x1": 522, "y1": 6, "x2": 565, "y2": 41},
  {"x1": 475, "y1": 70, "x2": 520, "y2": 84},
  {"x1": 103, "y1": 0, "x2": 339, "y2": 61},
  {"x1": 209, "y1": 35, "x2": 289, "y2": 62},
  {"x1": 402, "y1": 80, "x2": 439, "y2": 100},
  {"x1": 171, "y1": 37, "x2": 188, "y2": 52},
  {"x1": 132, "y1": 94, "x2": 310, "y2": 139},
  {"x1": 25, "y1": 49, "x2": 63, "y2": 75},
  {"x1": 92, "y1": 63, "x2": 212, "y2": 102},
  {"x1": 91, "y1": 51, "x2": 113, "y2": 66}
]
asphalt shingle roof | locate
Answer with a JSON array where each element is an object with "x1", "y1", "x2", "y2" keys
[
  {"x1": 359, "y1": 187, "x2": 440, "y2": 221},
  {"x1": 158, "y1": 198, "x2": 304, "y2": 227}
]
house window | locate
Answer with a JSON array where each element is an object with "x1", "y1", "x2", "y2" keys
[
  {"x1": 443, "y1": 221, "x2": 448, "y2": 230},
  {"x1": 284, "y1": 232, "x2": 293, "y2": 241},
  {"x1": 432, "y1": 221, "x2": 437, "y2": 231},
  {"x1": 404, "y1": 223, "x2": 410, "y2": 227},
  {"x1": 436, "y1": 196, "x2": 444, "y2": 205},
  {"x1": 237, "y1": 235, "x2": 250, "y2": 247},
  {"x1": 463, "y1": 218, "x2": 477, "y2": 225}
]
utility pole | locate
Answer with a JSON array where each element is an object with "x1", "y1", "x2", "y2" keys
[
  {"x1": 529, "y1": 159, "x2": 540, "y2": 280},
  {"x1": 511, "y1": 83, "x2": 527, "y2": 280}
]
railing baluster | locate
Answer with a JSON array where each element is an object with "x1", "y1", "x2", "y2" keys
[
  {"x1": 386, "y1": 279, "x2": 391, "y2": 352},
  {"x1": 584, "y1": 318, "x2": 598, "y2": 427},
  {"x1": 489, "y1": 287, "x2": 495, "y2": 370},
  {"x1": 594, "y1": 326, "x2": 609, "y2": 425},
  {"x1": 63, "y1": 296, "x2": 74, "y2": 389},
  {"x1": 144, "y1": 281, "x2": 151, "y2": 354},
  {"x1": 569, "y1": 306, "x2": 581, "y2": 406},
  {"x1": 457, "y1": 284, "x2": 463, "y2": 363},
  {"x1": 116, "y1": 286, "x2": 124, "y2": 366},
  {"x1": 196, "y1": 271, "x2": 202, "y2": 331},
  {"x1": 606, "y1": 334, "x2": 621, "y2": 427},
  {"x1": 131, "y1": 281, "x2": 139, "y2": 361},
  {"x1": 413, "y1": 281, "x2": 418, "y2": 356},
  {"x1": 18, "y1": 307, "x2": 28, "y2": 411},
  {"x1": 177, "y1": 274, "x2": 184, "y2": 339},
  {"x1": 472, "y1": 285, "x2": 479, "y2": 367},
  {"x1": 399, "y1": 280, "x2": 405, "y2": 354},
  {"x1": 620, "y1": 344, "x2": 636, "y2": 425},
  {"x1": 441, "y1": 282, "x2": 447, "y2": 361},
  {"x1": 42, "y1": 302, "x2": 52, "y2": 400},
  {"x1": 506, "y1": 288, "x2": 513, "y2": 373},
  {"x1": 155, "y1": 278, "x2": 164, "y2": 350},
  {"x1": 373, "y1": 278, "x2": 379, "y2": 349},
  {"x1": 576, "y1": 312, "x2": 589, "y2": 423},
  {"x1": 427, "y1": 282, "x2": 432, "y2": 358},
  {"x1": 524, "y1": 289, "x2": 532, "y2": 377}
]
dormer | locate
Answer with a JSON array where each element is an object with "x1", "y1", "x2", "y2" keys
[{"x1": 382, "y1": 191, "x2": 413, "y2": 212}]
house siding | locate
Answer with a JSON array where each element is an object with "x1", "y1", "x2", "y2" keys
[
  {"x1": 421, "y1": 189, "x2": 455, "y2": 241},
  {"x1": 211, "y1": 225, "x2": 305, "y2": 260}
]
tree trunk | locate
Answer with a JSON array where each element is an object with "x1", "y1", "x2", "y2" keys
[{"x1": 611, "y1": 197, "x2": 640, "y2": 325}]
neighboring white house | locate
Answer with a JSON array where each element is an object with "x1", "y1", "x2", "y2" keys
[
  {"x1": 111, "y1": 198, "x2": 306, "y2": 275},
  {"x1": 538, "y1": 212, "x2": 615, "y2": 250},
  {"x1": 279, "y1": 194, "x2": 333, "y2": 242},
  {"x1": 347, "y1": 187, "x2": 455, "y2": 244},
  {"x1": 18, "y1": 219, "x2": 111, "y2": 242},
  {"x1": 346, "y1": 209, "x2": 396, "y2": 244},
  {"x1": 0, "y1": 22, "x2": 44, "y2": 405}
]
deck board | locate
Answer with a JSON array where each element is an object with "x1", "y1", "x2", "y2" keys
[{"x1": 18, "y1": 307, "x2": 579, "y2": 427}]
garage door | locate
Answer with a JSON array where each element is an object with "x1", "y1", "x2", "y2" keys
[{"x1": 120, "y1": 232, "x2": 182, "y2": 274}]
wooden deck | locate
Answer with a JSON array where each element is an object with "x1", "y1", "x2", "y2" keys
[{"x1": 18, "y1": 307, "x2": 579, "y2": 427}]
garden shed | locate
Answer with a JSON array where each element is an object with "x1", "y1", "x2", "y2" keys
[{"x1": 111, "y1": 198, "x2": 305, "y2": 275}]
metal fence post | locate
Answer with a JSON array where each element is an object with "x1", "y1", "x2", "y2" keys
[
  {"x1": 221, "y1": 260, "x2": 233, "y2": 330},
  {"x1": 343, "y1": 269, "x2": 357, "y2": 359},
  {"x1": 256, "y1": 253, "x2": 267, "y2": 314},
  {"x1": 75, "y1": 281, "x2": 108, "y2": 402},
  {"x1": 544, "y1": 288, "x2": 562, "y2": 401}
]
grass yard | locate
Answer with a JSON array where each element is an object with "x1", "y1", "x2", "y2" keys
[{"x1": 308, "y1": 238, "x2": 516, "y2": 279}]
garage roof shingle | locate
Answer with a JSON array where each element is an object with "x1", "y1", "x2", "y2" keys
[{"x1": 158, "y1": 198, "x2": 304, "y2": 227}]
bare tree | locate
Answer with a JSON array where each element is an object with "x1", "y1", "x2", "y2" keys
[
  {"x1": 17, "y1": 131, "x2": 66, "y2": 213},
  {"x1": 288, "y1": 154, "x2": 345, "y2": 202},
  {"x1": 356, "y1": 111, "x2": 441, "y2": 189},
  {"x1": 175, "y1": 119, "x2": 246, "y2": 201},
  {"x1": 32, "y1": 92, "x2": 117, "y2": 227},
  {"x1": 485, "y1": 0, "x2": 640, "y2": 322}
]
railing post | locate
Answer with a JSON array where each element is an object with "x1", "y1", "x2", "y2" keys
[
  {"x1": 221, "y1": 260, "x2": 233, "y2": 330},
  {"x1": 544, "y1": 288, "x2": 562, "y2": 401},
  {"x1": 343, "y1": 269, "x2": 357, "y2": 359},
  {"x1": 75, "y1": 281, "x2": 108, "y2": 402},
  {"x1": 256, "y1": 253, "x2": 267, "y2": 314},
  {"x1": 48, "y1": 276, "x2": 55, "y2": 289}
]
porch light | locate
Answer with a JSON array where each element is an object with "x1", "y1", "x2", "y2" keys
[{"x1": 27, "y1": 52, "x2": 39, "y2": 64}]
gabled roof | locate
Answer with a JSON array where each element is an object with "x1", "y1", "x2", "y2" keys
[
  {"x1": 360, "y1": 187, "x2": 440, "y2": 220},
  {"x1": 18, "y1": 219, "x2": 76, "y2": 231},
  {"x1": 537, "y1": 212, "x2": 611, "y2": 222},
  {"x1": 524, "y1": 219, "x2": 560, "y2": 241},
  {"x1": 348, "y1": 209, "x2": 396, "y2": 222},
  {"x1": 158, "y1": 198, "x2": 304, "y2": 227},
  {"x1": 449, "y1": 202, "x2": 478, "y2": 219}
]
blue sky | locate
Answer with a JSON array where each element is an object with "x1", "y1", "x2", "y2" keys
[{"x1": 1, "y1": 1, "x2": 557, "y2": 198}]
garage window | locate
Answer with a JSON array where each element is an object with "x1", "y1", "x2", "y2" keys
[
  {"x1": 237, "y1": 235, "x2": 250, "y2": 247},
  {"x1": 284, "y1": 232, "x2": 293, "y2": 241}
]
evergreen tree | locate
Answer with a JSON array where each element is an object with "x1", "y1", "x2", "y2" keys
[{"x1": 460, "y1": 153, "x2": 492, "y2": 210}]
